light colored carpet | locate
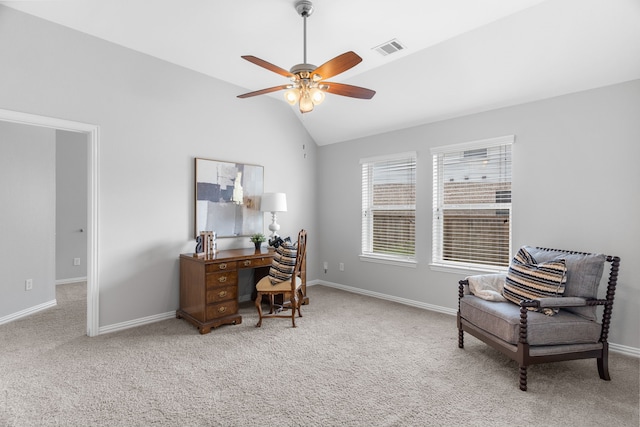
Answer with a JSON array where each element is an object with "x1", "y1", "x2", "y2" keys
[{"x1": 0, "y1": 282, "x2": 638, "y2": 426}]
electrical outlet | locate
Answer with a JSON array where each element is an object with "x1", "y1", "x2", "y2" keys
[
  {"x1": 339, "y1": 262, "x2": 344, "y2": 271},
  {"x1": 73, "y1": 258, "x2": 81, "y2": 266},
  {"x1": 25, "y1": 279, "x2": 33, "y2": 291}
]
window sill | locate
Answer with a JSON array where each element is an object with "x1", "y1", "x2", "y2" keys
[
  {"x1": 360, "y1": 255, "x2": 417, "y2": 268},
  {"x1": 429, "y1": 262, "x2": 507, "y2": 275}
]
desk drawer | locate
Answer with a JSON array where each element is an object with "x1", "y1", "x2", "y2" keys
[
  {"x1": 206, "y1": 261, "x2": 237, "y2": 273},
  {"x1": 206, "y1": 285, "x2": 237, "y2": 304},
  {"x1": 206, "y1": 271, "x2": 238, "y2": 288},
  {"x1": 206, "y1": 300, "x2": 238, "y2": 320},
  {"x1": 239, "y1": 256, "x2": 272, "y2": 269}
]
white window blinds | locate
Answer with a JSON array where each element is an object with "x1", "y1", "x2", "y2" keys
[
  {"x1": 361, "y1": 152, "x2": 416, "y2": 263},
  {"x1": 432, "y1": 136, "x2": 513, "y2": 269}
]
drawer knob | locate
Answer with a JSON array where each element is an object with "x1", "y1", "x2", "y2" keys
[
  {"x1": 243, "y1": 260, "x2": 251, "y2": 266},
  {"x1": 218, "y1": 306, "x2": 227, "y2": 313},
  {"x1": 218, "y1": 276, "x2": 227, "y2": 283},
  {"x1": 218, "y1": 290, "x2": 227, "y2": 298},
  {"x1": 219, "y1": 263, "x2": 227, "y2": 270}
]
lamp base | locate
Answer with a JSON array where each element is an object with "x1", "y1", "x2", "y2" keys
[{"x1": 268, "y1": 212, "x2": 281, "y2": 239}]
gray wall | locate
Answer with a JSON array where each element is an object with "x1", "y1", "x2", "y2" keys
[
  {"x1": 0, "y1": 5, "x2": 318, "y2": 327},
  {"x1": 0, "y1": 121, "x2": 56, "y2": 316},
  {"x1": 1, "y1": 4, "x2": 637, "y2": 351},
  {"x1": 56, "y1": 130, "x2": 88, "y2": 282},
  {"x1": 317, "y1": 80, "x2": 640, "y2": 350}
]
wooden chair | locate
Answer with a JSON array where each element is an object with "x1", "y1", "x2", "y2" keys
[
  {"x1": 255, "y1": 230, "x2": 307, "y2": 328},
  {"x1": 457, "y1": 246, "x2": 620, "y2": 391}
]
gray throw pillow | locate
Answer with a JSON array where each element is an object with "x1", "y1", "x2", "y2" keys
[
  {"x1": 268, "y1": 240, "x2": 298, "y2": 285},
  {"x1": 504, "y1": 246, "x2": 567, "y2": 316}
]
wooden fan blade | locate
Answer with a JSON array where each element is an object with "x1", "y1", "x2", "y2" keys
[
  {"x1": 322, "y1": 82, "x2": 376, "y2": 99},
  {"x1": 237, "y1": 85, "x2": 291, "y2": 99},
  {"x1": 241, "y1": 55, "x2": 294, "y2": 78},
  {"x1": 312, "y1": 51, "x2": 362, "y2": 80}
]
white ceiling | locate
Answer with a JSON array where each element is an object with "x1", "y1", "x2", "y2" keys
[{"x1": 2, "y1": 0, "x2": 639, "y2": 145}]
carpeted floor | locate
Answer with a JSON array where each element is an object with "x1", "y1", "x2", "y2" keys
[{"x1": 0, "y1": 282, "x2": 638, "y2": 426}]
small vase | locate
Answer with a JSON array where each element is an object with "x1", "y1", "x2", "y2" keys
[{"x1": 254, "y1": 242, "x2": 262, "y2": 251}]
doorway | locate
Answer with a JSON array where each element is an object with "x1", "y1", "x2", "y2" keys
[{"x1": 0, "y1": 108, "x2": 100, "y2": 336}]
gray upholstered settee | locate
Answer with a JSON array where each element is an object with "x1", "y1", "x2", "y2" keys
[{"x1": 457, "y1": 246, "x2": 620, "y2": 391}]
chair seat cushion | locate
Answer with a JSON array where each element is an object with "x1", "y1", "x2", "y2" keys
[
  {"x1": 460, "y1": 295, "x2": 601, "y2": 346},
  {"x1": 256, "y1": 275, "x2": 302, "y2": 292}
]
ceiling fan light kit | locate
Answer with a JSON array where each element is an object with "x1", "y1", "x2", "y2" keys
[{"x1": 237, "y1": 0, "x2": 375, "y2": 114}]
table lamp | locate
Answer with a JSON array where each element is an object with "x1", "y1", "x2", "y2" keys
[{"x1": 261, "y1": 192, "x2": 287, "y2": 239}]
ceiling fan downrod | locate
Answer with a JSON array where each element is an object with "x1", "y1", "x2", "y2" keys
[{"x1": 295, "y1": 0, "x2": 314, "y2": 68}]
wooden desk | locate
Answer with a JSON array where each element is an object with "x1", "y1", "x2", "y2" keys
[{"x1": 177, "y1": 248, "x2": 275, "y2": 334}]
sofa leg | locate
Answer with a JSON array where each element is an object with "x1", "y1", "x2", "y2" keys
[
  {"x1": 598, "y1": 344, "x2": 610, "y2": 380},
  {"x1": 519, "y1": 366, "x2": 527, "y2": 391},
  {"x1": 458, "y1": 329, "x2": 464, "y2": 348}
]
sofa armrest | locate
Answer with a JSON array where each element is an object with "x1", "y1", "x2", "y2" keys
[
  {"x1": 458, "y1": 279, "x2": 471, "y2": 296},
  {"x1": 534, "y1": 297, "x2": 588, "y2": 308},
  {"x1": 521, "y1": 297, "x2": 591, "y2": 309}
]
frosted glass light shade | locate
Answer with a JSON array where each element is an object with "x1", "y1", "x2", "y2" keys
[
  {"x1": 284, "y1": 89, "x2": 299, "y2": 105},
  {"x1": 299, "y1": 92, "x2": 314, "y2": 113},
  {"x1": 310, "y1": 87, "x2": 325, "y2": 104}
]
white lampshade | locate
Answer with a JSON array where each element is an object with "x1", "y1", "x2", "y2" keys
[{"x1": 261, "y1": 192, "x2": 287, "y2": 212}]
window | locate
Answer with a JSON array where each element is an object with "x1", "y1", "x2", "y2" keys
[
  {"x1": 361, "y1": 152, "x2": 416, "y2": 265},
  {"x1": 431, "y1": 136, "x2": 513, "y2": 270}
]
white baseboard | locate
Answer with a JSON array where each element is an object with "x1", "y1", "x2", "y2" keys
[
  {"x1": 98, "y1": 283, "x2": 320, "y2": 335},
  {"x1": 98, "y1": 311, "x2": 176, "y2": 335},
  {"x1": 610, "y1": 343, "x2": 640, "y2": 358},
  {"x1": 314, "y1": 280, "x2": 639, "y2": 358},
  {"x1": 0, "y1": 299, "x2": 57, "y2": 326},
  {"x1": 92, "y1": 280, "x2": 640, "y2": 357},
  {"x1": 56, "y1": 277, "x2": 87, "y2": 285},
  {"x1": 316, "y1": 280, "x2": 457, "y2": 316}
]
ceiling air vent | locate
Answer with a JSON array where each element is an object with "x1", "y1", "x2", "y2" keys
[{"x1": 373, "y1": 39, "x2": 406, "y2": 56}]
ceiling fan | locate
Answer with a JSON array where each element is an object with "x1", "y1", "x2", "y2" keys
[{"x1": 237, "y1": 0, "x2": 376, "y2": 114}]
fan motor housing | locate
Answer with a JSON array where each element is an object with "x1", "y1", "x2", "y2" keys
[{"x1": 290, "y1": 63, "x2": 316, "y2": 76}]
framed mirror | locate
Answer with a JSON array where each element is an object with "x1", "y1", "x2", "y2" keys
[{"x1": 195, "y1": 157, "x2": 264, "y2": 238}]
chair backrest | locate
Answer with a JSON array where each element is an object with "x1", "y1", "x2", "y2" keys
[
  {"x1": 531, "y1": 246, "x2": 620, "y2": 342},
  {"x1": 290, "y1": 230, "x2": 307, "y2": 292}
]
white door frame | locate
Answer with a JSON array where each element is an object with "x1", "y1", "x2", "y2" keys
[{"x1": 0, "y1": 109, "x2": 100, "y2": 337}]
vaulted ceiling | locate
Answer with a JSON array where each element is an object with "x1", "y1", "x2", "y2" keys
[{"x1": 2, "y1": 0, "x2": 639, "y2": 145}]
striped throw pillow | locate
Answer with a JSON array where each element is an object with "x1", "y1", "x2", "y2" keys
[
  {"x1": 503, "y1": 246, "x2": 567, "y2": 315},
  {"x1": 268, "y1": 240, "x2": 298, "y2": 285}
]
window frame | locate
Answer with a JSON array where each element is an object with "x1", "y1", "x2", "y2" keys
[
  {"x1": 360, "y1": 151, "x2": 417, "y2": 268},
  {"x1": 430, "y1": 135, "x2": 514, "y2": 274}
]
